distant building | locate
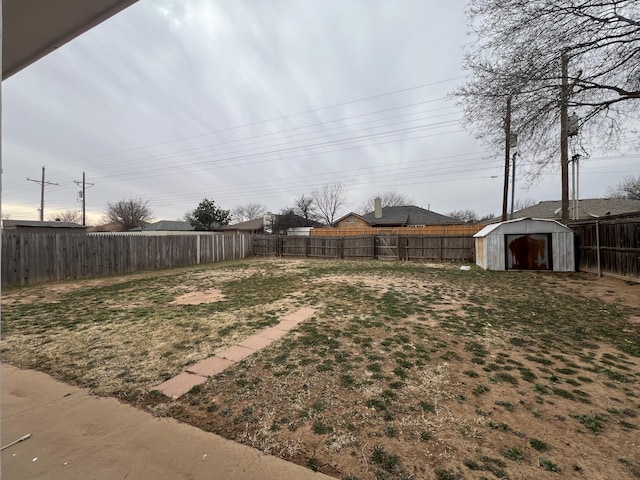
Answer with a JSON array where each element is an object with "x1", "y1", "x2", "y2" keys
[
  {"x1": 223, "y1": 213, "x2": 322, "y2": 235},
  {"x1": 129, "y1": 220, "x2": 194, "y2": 232},
  {"x1": 514, "y1": 198, "x2": 640, "y2": 220},
  {"x1": 222, "y1": 217, "x2": 267, "y2": 235},
  {"x1": 333, "y1": 205, "x2": 462, "y2": 229}
]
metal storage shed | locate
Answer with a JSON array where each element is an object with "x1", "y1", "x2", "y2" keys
[{"x1": 474, "y1": 218, "x2": 575, "y2": 272}]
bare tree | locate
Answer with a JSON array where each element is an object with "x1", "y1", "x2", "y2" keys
[
  {"x1": 311, "y1": 183, "x2": 346, "y2": 225},
  {"x1": 294, "y1": 194, "x2": 319, "y2": 220},
  {"x1": 447, "y1": 209, "x2": 478, "y2": 223},
  {"x1": 49, "y1": 210, "x2": 82, "y2": 223},
  {"x1": 605, "y1": 175, "x2": 640, "y2": 200},
  {"x1": 231, "y1": 202, "x2": 266, "y2": 222},
  {"x1": 455, "y1": 0, "x2": 640, "y2": 180},
  {"x1": 358, "y1": 191, "x2": 414, "y2": 214},
  {"x1": 105, "y1": 199, "x2": 153, "y2": 230},
  {"x1": 513, "y1": 198, "x2": 538, "y2": 211}
]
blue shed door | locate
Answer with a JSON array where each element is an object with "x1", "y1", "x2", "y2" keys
[{"x1": 505, "y1": 234, "x2": 552, "y2": 270}]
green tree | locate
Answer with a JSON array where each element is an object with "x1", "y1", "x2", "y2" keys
[{"x1": 186, "y1": 198, "x2": 231, "y2": 231}]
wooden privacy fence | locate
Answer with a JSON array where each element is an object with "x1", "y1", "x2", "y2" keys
[
  {"x1": 1, "y1": 233, "x2": 253, "y2": 286},
  {"x1": 570, "y1": 214, "x2": 640, "y2": 282},
  {"x1": 254, "y1": 234, "x2": 475, "y2": 262}
]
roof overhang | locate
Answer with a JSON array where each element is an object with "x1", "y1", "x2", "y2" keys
[{"x1": 3, "y1": 0, "x2": 139, "y2": 79}]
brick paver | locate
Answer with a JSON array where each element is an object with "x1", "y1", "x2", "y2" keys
[
  {"x1": 155, "y1": 372, "x2": 207, "y2": 399},
  {"x1": 217, "y1": 345, "x2": 255, "y2": 362},
  {"x1": 187, "y1": 356, "x2": 235, "y2": 377},
  {"x1": 238, "y1": 335, "x2": 275, "y2": 350},
  {"x1": 258, "y1": 327, "x2": 289, "y2": 340}
]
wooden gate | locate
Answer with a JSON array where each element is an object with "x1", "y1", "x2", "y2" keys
[{"x1": 375, "y1": 235, "x2": 398, "y2": 260}]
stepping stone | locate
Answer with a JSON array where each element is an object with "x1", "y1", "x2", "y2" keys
[
  {"x1": 274, "y1": 319, "x2": 301, "y2": 331},
  {"x1": 238, "y1": 335, "x2": 275, "y2": 350},
  {"x1": 217, "y1": 345, "x2": 254, "y2": 362},
  {"x1": 155, "y1": 372, "x2": 206, "y2": 399},
  {"x1": 187, "y1": 356, "x2": 235, "y2": 377},
  {"x1": 281, "y1": 307, "x2": 317, "y2": 323},
  {"x1": 156, "y1": 307, "x2": 318, "y2": 399},
  {"x1": 257, "y1": 327, "x2": 288, "y2": 340}
]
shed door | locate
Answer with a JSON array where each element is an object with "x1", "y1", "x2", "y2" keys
[{"x1": 506, "y1": 234, "x2": 551, "y2": 270}]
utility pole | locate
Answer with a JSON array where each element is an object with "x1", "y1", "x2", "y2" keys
[
  {"x1": 509, "y1": 151, "x2": 517, "y2": 219},
  {"x1": 74, "y1": 172, "x2": 94, "y2": 226},
  {"x1": 27, "y1": 166, "x2": 58, "y2": 221},
  {"x1": 502, "y1": 96, "x2": 512, "y2": 222},
  {"x1": 560, "y1": 52, "x2": 570, "y2": 222}
]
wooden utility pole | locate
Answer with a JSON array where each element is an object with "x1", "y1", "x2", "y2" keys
[
  {"x1": 27, "y1": 166, "x2": 58, "y2": 221},
  {"x1": 74, "y1": 172, "x2": 94, "y2": 225},
  {"x1": 502, "y1": 96, "x2": 512, "y2": 222},
  {"x1": 560, "y1": 52, "x2": 570, "y2": 222}
]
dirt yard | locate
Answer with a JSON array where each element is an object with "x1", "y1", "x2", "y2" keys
[{"x1": 2, "y1": 258, "x2": 640, "y2": 479}]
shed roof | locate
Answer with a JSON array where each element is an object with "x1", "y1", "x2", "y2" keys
[{"x1": 474, "y1": 218, "x2": 573, "y2": 237}]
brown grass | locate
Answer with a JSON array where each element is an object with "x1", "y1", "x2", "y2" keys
[{"x1": 2, "y1": 257, "x2": 640, "y2": 479}]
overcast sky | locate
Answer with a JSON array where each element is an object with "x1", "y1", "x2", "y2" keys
[{"x1": 3, "y1": 0, "x2": 638, "y2": 225}]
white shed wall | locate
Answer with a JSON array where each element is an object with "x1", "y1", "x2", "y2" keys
[
  {"x1": 551, "y1": 231, "x2": 575, "y2": 272},
  {"x1": 475, "y1": 234, "x2": 505, "y2": 270},
  {"x1": 474, "y1": 219, "x2": 574, "y2": 272}
]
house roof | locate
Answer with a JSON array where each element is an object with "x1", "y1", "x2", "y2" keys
[
  {"x1": 3, "y1": 219, "x2": 87, "y2": 229},
  {"x1": 474, "y1": 218, "x2": 573, "y2": 237},
  {"x1": 514, "y1": 198, "x2": 640, "y2": 220},
  {"x1": 222, "y1": 218, "x2": 265, "y2": 231},
  {"x1": 332, "y1": 212, "x2": 370, "y2": 225},
  {"x1": 88, "y1": 222, "x2": 129, "y2": 232},
  {"x1": 131, "y1": 220, "x2": 193, "y2": 232},
  {"x1": 359, "y1": 205, "x2": 462, "y2": 226}
]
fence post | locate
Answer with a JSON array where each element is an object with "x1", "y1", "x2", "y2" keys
[
  {"x1": 595, "y1": 221, "x2": 601, "y2": 278},
  {"x1": 306, "y1": 236, "x2": 310, "y2": 257},
  {"x1": 339, "y1": 238, "x2": 344, "y2": 259}
]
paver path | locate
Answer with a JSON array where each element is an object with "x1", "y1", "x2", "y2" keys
[{"x1": 156, "y1": 307, "x2": 317, "y2": 398}]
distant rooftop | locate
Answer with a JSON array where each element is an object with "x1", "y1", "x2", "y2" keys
[
  {"x1": 514, "y1": 198, "x2": 640, "y2": 220},
  {"x1": 3, "y1": 219, "x2": 86, "y2": 229},
  {"x1": 131, "y1": 220, "x2": 193, "y2": 232},
  {"x1": 360, "y1": 205, "x2": 462, "y2": 226}
]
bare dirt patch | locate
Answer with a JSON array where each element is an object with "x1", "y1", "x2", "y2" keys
[
  {"x1": 3, "y1": 258, "x2": 640, "y2": 479},
  {"x1": 171, "y1": 288, "x2": 226, "y2": 305}
]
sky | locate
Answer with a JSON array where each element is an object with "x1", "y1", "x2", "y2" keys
[{"x1": 2, "y1": 0, "x2": 638, "y2": 225}]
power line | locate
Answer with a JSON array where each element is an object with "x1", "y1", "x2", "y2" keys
[{"x1": 66, "y1": 78, "x2": 466, "y2": 163}]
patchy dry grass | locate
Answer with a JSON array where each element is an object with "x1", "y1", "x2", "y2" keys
[{"x1": 2, "y1": 257, "x2": 640, "y2": 479}]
